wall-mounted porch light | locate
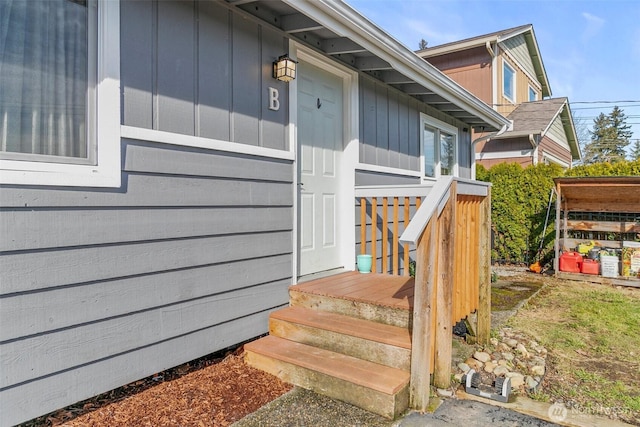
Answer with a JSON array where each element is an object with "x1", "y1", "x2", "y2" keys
[{"x1": 273, "y1": 54, "x2": 297, "y2": 82}]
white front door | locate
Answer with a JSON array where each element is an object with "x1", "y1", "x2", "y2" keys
[{"x1": 297, "y1": 61, "x2": 344, "y2": 277}]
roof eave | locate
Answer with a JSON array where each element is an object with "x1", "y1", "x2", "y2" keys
[{"x1": 284, "y1": 0, "x2": 509, "y2": 130}]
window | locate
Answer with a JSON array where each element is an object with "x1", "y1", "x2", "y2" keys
[
  {"x1": 503, "y1": 60, "x2": 515, "y2": 103},
  {"x1": 0, "y1": 0, "x2": 120, "y2": 187},
  {"x1": 420, "y1": 113, "x2": 457, "y2": 179},
  {"x1": 528, "y1": 86, "x2": 537, "y2": 102}
]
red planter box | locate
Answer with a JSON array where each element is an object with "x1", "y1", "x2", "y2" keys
[
  {"x1": 580, "y1": 259, "x2": 599, "y2": 275},
  {"x1": 559, "y1": 252, "x2": 583, "y2": 273}
]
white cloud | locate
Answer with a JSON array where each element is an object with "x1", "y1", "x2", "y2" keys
[{"x1": 581, "y1": 12, "x2": 605, "y2": 41}]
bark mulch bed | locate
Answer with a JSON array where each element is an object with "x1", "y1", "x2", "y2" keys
[{"x1": 21, "y1": 344, "x2": 292, "y2": 427}]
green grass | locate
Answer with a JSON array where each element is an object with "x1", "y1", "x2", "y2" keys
[{"x1": 509, "y1": 280, "x2": 640, "y2": 424}]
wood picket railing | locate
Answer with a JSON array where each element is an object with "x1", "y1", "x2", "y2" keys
[
  {"x1": 394, "y1": 176, "x2": 491, "y2": 411},
  {"x1": 355, "y1": 185, "x2": 432, "y2": 276},
  {"x1": 356, "y1": 177, "x2": 493, "y2": 412}
]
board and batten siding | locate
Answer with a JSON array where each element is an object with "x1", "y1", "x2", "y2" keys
[
  {"x1": 0, "y1": 140, "x2": 293, "y2": 426},
  {"x1": 121, "y1": 0, "x2": 289, "y2": 150},
  {"x1": 359, "y1": 75, "x2": 473, "y2": 179}
]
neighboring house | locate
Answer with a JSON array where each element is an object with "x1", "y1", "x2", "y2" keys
[
  {"x1": 0, "y1": 0, "x2": 508, "y2": 425},
  {"x1": 417, "y1": 24, "x2": 581, "y2": 170},
  {"x1": 477, "y1": 97, "x2": 580, "y2": 168}
]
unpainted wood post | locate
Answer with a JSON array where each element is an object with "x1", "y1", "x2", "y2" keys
[
  {"x1": 477, "y1": 188, "x2": 492, "y2": 344},
  {"x1": 409, "y1": 218, "x2": 437, "y2": 412},
  {"x1": 371, "y1": 198, "x2": 377, "y2": 273},
  {"x1": 433, "y1": 183, "x2": 456, "y2": 389}
]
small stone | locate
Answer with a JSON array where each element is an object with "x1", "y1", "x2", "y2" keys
[
  {"x1": 506, "y1": 372, "x2": 525, "y2": 388},
  {"x1": 505, "y1": 339, "x2": 518, "y2": 348},
  {"x1": 458, "y1": 362, "x2": 471, "y2": 373},
  {"x1": 474, "y1": 351, "x2": 492, "y2": 363},
  {"x1": 454, "y1": 373, "x2": 464, "y2": 382},
  {"x1": 484, "y1": 361, "x2": 497, "y2": 373},
  {"x1": 516, "y1": 343, "x2": 528, "y2": 355},
  {"x1": 490, "y1": 337, "x2": 499, "y2": 346},
  {"x1": 530, "y1": 365, "x2": 545, "y2": 376},
  {"x1": 437, "y1": 388, "x2": 454, "y2": 397},
  {"x1": 465, "y1": 358, "x2": 483, "y2": 370},
  {"x1": 497, "y1": 343, "x2": 510, "y2": 352},
  {"x1": 525, "y1": 375, "x2": 538, "y2": 390},
  {"x1": 501, "y1": 352, "x2": 515, "y2": 361},
  {"x1": 493, "y1": 366, "x2": 509, "y2": 376},
  {"x1": 498, "y1": 359, "x2": 509, "y2": 366}
]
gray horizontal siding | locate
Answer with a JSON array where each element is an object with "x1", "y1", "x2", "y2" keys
[
  {"x1": 0, "y1": 309, "x2": 277, "y2": 427},
  {"x1": 355, "y1": 170, "x2": 420, "y2": 186},
  {"x1": 0, "y1": 140, "x2": 294, "y2": 425},
  {"x1": 121, "y1": 0, "x2": 288, "y2": 150}
]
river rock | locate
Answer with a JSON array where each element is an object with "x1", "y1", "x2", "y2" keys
[
  {"x1": 525, "y1": 375, "x2": 538, "y2": 390},
  {"x1": 501, "y1": 352, "x2": 515, "y2": 361},
  {"x1": 530, "y1": 365, "x2": 545, "y2": 376},
  {"x1": 493, "y1": 365, "x2": 509, "y2": 376},
  {"x1": 458, "y1": 362, "x2": 471, "y2": 373},
  {"x1": 484, "y1": 361, "x2": 497, "y2": 373},
  {"x1": 506, "y1": 372, "x2": 525, "y2": 388},
  {"x1": 474, "y1": 351, "x2": 492, "y2": 363},
  {"x1": 465, "y1": 358, "x2": 483, "y2": 371},
  {"x1": 516, "y1": 343, "x2": 528, "y2": 356},
  {"x1": 505, "y1": 338, "x2": 518, "y2": 348}
]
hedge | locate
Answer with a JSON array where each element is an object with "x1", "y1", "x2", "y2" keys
[{"x1": 476, "y1": 160, "x2": 640, "y2": 264}]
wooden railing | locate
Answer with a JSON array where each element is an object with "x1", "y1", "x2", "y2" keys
[
  {"x1": 355, "y1": 185, "x2": 432, "y2": 276},
  {"x1": 398, "y1": 176, "x2": 492, "y2": 412}
]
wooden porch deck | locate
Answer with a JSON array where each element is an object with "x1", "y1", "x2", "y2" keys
[{"x1": 292, "y1": 271, "x2": 414, "y2": 311}]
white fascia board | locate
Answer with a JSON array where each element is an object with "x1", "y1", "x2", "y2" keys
[
  {"x1": 283, "y1": 0, "x2": 509, "y2": 131},
  {"x1": 418, "y1": 35, "x2": 496, "y2": 57},
  {"x1": 495, "y1": 24, "x2": 532, "y2": 43}
]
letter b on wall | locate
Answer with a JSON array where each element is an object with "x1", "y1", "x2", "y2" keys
[{"x1": 268, "y1": 87, "x2": 280, "y2": 111}]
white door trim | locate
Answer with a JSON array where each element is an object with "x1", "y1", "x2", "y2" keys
[{"x1": 289, "y1": 41, "x2": 359, "y2": 281}]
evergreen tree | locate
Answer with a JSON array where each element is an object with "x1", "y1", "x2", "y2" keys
[
  {"x1": 583, "y1": 106, "x2": 632, "y2": 164},
  {"x1": 630, "y1": 139, "x2": 640, "y2": 161},
  {"x1": 418, "y1": 38, "x2": 428, "y2": 50}
]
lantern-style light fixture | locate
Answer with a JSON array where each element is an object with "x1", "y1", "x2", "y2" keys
[{"x1": 273, "y1": 54, "x2": 297, "y2": 82}]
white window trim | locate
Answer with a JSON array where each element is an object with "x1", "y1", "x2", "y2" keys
[
  {"x1": 0, "y1": 1, "x2": 121, "y2": 188},
  {"x1": 502, "y1": 59, "x2": 516, "y2": 104},
  {"x1": 419, "y1": 113, "x2": 458, "y2": 181},
  {"x1": 528, "y1": 85, "x2": 538, "y2": 102}
]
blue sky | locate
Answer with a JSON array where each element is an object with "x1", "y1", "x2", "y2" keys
[{"x1": 346, "y1": 0, "x2": 640, "y2": 145}]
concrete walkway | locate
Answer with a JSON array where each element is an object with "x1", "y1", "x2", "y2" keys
[{"x1": 232, "y1": 387, "x2": 631, "y2": 427}]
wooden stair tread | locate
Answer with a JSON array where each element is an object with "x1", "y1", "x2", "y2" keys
[
  {"x1": 245, "y1": 336, "x2": 409, "y2": 395},
  {"x1": 271, "y1": 306, "x2": 411, "y2": 349},
  {"x1": 290, "y1": 272, "x2": 413, "y2": 311}
]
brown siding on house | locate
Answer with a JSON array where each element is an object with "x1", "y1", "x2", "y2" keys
[
  {"x1": 426, "y1": 46, "x2": 493, "y2": 106},
  {"x1": 539, "y1": 135, "x2": 572, "y2": 166}
]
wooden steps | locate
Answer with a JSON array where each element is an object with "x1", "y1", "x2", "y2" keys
[
  {"x1": 270, "y1": 306, "x2": 411, "y2": 370},
  {"x1": 244, "y1": 273, "x2": 414, "y2": 419},
  {"x1": 245, "y1": 336, "x2": 409, "y2": 419}
]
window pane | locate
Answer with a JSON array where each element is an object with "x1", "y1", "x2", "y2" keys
[
  {"x1": 423, "y1": 124, "x2": 436, "y2": 178},
  {"x1": 0, "y1": 0, "x2": 88, "y2": 158},
  {"x1": 440, "y1": 132, "x2": 455, "y2": 176},
  {"x1": 528, "y1": 87, "x2": 537, "y2": 102},
  {"x1": 503, "y1": 62, "x2": 514, "y2": 102}
]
